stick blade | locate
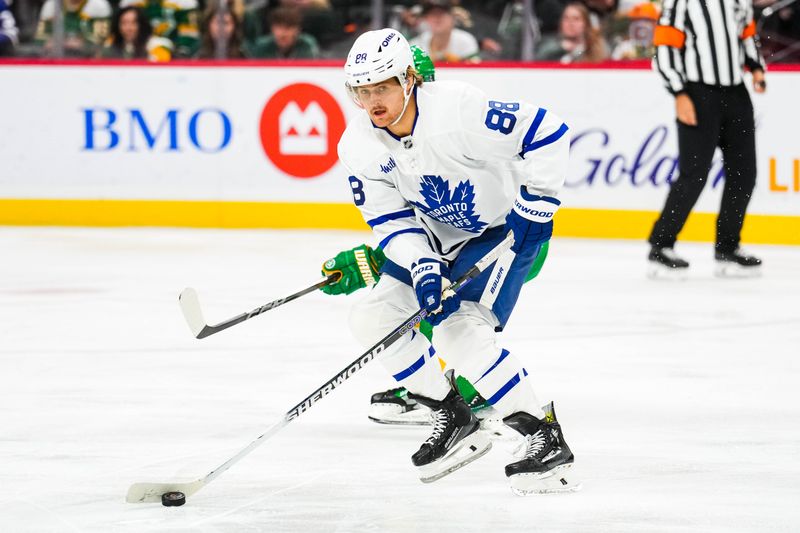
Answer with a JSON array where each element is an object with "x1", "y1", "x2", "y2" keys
[
  {"x1": 179, "y1": 288, "x2": 208, "y2": 339},
  {"x1": 126, "y1": 479, "x2": 205, "y2": 503}
]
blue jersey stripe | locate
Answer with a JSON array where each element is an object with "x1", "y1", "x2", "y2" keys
[
  {"x1": 474, "y1": 348, "x2": 510, "y2": 384},
  {"x1": 367, "y1": 209, "x2": 415, "y2": 228},
  {"x1": 392, "y1": 353, "x2": 426, "y2": 382},
  {"x1": 378, "y1": 228, "x2": 426, "y2": 250},
  {"x1": 520, "y1": 108, "x2": 547, "y2": 152},
  {"x1": 520, "y1": 122, "x2": 569, "y2": 157},
  {"x1": 486, "y1": 371, "x2": 525, "y2": 405}
]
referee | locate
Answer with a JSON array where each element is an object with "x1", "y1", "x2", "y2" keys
[{"x1": 648, "y1": 0, "x2": 766, "y2": 277}]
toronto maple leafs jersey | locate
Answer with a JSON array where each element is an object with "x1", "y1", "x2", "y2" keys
[{"x1": 337, "y1": 80, "x2": 569, "y2": 273}]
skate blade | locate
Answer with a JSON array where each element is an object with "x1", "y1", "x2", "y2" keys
[
  {"x1": 714, "y1": 263, "x2": 762, "y2": 279},
  {"x1": 647, "y1": 263, "x2": 688, "y2": 281},
  {"x1": 509, "y1": 463, "x2": 582, "y2": 496},
  {"x1": 368, "y1": 403, "x2": 432, "y2": 426},
  {"x1": 418, "y1": 432, "x2": 492, "y2": 483}
]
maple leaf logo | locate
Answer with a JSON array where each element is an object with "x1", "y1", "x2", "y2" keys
[{"x1": 411, "y1": 175, "x2": 488, "y2": 234}]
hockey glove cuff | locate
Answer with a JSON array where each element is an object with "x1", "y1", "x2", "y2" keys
[
  {"x1": 505, "y1": 187, "x2": 560, "y2": 254},
  {"x1": 321, "y1": 244, "x2": 387, "y2": 296},
  {"x1": 411, "y1": 259, "x2": 460, "y2": 324}
]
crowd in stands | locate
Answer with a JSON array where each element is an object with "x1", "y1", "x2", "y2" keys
[{"x1": 0, "y1": 0, "x2": 798, "y2": 62}]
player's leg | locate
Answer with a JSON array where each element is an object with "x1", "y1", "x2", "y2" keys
[
  {"x1": 432, "y1": 302, "x2": 578, "y2": 494},
  {"x1": 349, "y1": 275, "x2": 490, "y2": 480},
  {"x1": 715, "y1": 85, "x2": 761, "y2": 277},
  {"x1": 368, "y1": 241, "x2": 550, "y2": 425},
  {"x1": 439, "y1": 229, "x2": 578, "y2": 493}
]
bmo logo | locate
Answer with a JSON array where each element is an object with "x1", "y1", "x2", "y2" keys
[
  {"x1": 260, "y1": 83, "x2": 345, "y2": 178},
  {"x1": 82, "y1": 108, "x2": 232, "y2": 152}
]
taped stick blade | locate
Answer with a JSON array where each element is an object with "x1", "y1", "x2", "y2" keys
[
  {"x1": 179, "y1": 288, "x2": 209, "y2": 339},
  {"x1": 126, "y1": 479, "x2": 205, "y2": 503}
]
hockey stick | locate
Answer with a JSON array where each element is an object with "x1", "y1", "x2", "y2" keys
[
  {"x1": 126, "y1": 232, "x2": 514, "y2": 504},
  {"x1": 179, "y1": 275, "x2": 339, "y2": 339}
]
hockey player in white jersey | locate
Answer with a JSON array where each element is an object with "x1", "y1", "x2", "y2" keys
[{"x1": 339, "y1": 29, "x2": 578, "y2": 494}]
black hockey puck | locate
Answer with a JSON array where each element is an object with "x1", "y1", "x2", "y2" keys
[{"x1": 161, "y1": 491, "x2": 186, "y2": 507}]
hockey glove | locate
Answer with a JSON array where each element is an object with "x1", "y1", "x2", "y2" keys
[
  {"x1": 505, "y1": 187, "x2": 561, "y2": 254},
  {"x1": 321, "y1": 244, "x2": 387, "y2": 296},
  {"x1": 410, "y1": 259, "x2": 461, "y2": 326}
]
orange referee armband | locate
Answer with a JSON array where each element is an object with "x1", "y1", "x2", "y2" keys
[
  {"x1": 740, "y1": 21, "x2": 756, "y2": 40},
  {"x1": 653, "y1": 25, "x2": 686, "y2": 48}
]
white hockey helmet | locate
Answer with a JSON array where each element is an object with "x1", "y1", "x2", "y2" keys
[{"x1": 344, "y1": 28, "x2": 415, "y2": 91}]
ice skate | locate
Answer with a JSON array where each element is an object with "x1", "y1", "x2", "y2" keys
[
  {"x1": 647, "y1": 247, "x2": 689, "y2": 280},
  {"x1": 409, "y1": 387, "x2": 491, "y2": 483},
  {"x1": 714, "y1": 248, "x2": 762, "y2": 278},
  {"x1": 368, "y1": 387, "x2": 432, "y2": 425},
  {"x1": 368, "y1": 388, "x2": 496, "y2": 427},
  {"x1": 503, "y1": 402, "x2": 580, "y2": 495}
]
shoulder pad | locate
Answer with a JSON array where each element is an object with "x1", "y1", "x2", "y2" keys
[{"x1": 337, "y1": 116, "x2": 389, "y2": 176}]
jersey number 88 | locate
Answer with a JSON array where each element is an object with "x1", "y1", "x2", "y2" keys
[{"x1": 485, "y1": 100, "x2": 519, "y2": 135}]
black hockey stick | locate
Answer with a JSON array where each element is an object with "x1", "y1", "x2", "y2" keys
[
  {"x1": 179, "y1": 274, "x2": 339, "y2": 339},
  {"x1": 126, "y1": 232, "x2": 514, "y2": 504}
]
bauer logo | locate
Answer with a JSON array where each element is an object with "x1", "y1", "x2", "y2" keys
[{"x1": 260, "y1": 83, "x2": 346, "y2": 179}]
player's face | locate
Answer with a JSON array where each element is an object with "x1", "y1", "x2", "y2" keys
[{"x1": 354, "y1": 79, "x2": 407, "y2": 127}]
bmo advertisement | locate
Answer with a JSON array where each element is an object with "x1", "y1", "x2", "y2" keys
[{"x1": 0, "y1": 62, "x2": 797, "y2": 242}]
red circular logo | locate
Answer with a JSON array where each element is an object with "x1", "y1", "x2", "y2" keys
[{"x1": 259, "y1": 83, "x2": 346, "y2": 178}]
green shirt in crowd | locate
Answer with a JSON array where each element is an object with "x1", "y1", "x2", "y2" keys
[{"x1": 248, "y1": 32, "x2": 319, "y2": 59}]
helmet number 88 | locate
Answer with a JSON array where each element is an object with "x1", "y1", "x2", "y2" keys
[{"x1": 484, "y1": 101, "x2": 519, "y2": 135}]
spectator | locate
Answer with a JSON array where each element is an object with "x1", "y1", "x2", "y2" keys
[
  {"x1": 196, "y1": 1, "x2": 246, "y2": 58},
  {"x1": 536, "y1": 1, "x2": 608, "y2": 62},
  {"x1": 249, "y1": 6, "x2": 319, "y2": 58},
  {"x1": 581, "y1": 0, "x2": 618, "y2": 31},
  {"x1": 118, "y1": 0, "x2": 200, "y2": 58},
  {"x1": 279, "y1": 0, "x2": 341, "y2": 49},
  {"x1": 101, "y1": 6, "x2": 173, "y2": 60},
  {"x1": 410, "y1": 0, "x2": 480, "y2": 63},
  {"x1": 610, "y1": 2, "x2": 658, "y2": 60},
  {"x1": 36, "y1": 0, "x2": 112, "y2": 57},
  {"x1": 0, "y1": 0, "x2": 18, "y2": 56}
]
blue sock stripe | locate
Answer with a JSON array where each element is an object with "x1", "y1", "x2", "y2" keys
[
  {"x1": 474, "y1": 349, "x2": 510, "y2": 385},
  {"x1": 486, "y1": 371, "x2": 525, "y2": 405},
  {"x1": 392, "y1": 353, "x2": 427, "y2": 382},
  {"x1": 428, "y1": 345, "x2": 436, "y2": 358}
]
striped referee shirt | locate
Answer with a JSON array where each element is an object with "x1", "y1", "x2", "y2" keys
[{"x1": 653, "y1": 0, "x2": 766, "y2": 94}]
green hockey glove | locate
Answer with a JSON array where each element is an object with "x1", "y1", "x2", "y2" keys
[{"x1": 321, "y1": 244, "x2": 387, "y2": 296}]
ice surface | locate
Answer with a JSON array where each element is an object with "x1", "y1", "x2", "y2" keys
[{"x1": 1, "y1": 227, "x2": 798, "y2": 532}]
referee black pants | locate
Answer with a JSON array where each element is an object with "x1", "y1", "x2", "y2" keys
[{"x1": 649, "y1": 82, "x2": 757, "y2": 253}]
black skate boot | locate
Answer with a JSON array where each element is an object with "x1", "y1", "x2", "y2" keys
[
  {"x1": 368, "y1": 387, "x2": 432, "y2": 425},
  {"x1": 503, "y1": 402, "x2": 580, "y2": 495},
  {"x1": 647, "y1": 246, "x2": 689, "y2": 279},
  {"x1": 714, "y1": 248, "x2": 762, "y2": 278},
  {"x1": 408, "y1": 386, "x2": 492, "y2": 483}
]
